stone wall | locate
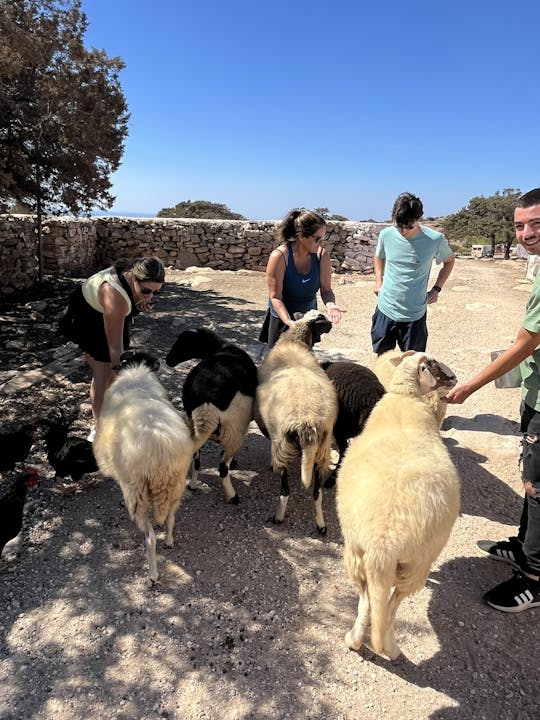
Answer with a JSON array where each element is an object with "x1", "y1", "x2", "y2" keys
[{"x1": 0, "y1": 215, "x2": 386, "y2": 294}]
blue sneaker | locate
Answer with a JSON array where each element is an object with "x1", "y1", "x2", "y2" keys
[{"x1": 483, "y1": 570, "x2": 540, "y2": 613}]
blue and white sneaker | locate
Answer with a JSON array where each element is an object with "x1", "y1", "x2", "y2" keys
[{"x1": 483, "y1": 570, "x2": 540, "y2": 613}]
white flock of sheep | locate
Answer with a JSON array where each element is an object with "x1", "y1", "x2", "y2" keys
[{"x1": 92, "y1": 311, "x2": 460, "y2": 661}]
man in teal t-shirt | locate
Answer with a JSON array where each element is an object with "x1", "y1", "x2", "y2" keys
[
  {"x1": 371, "y1": 192, "x2": 455, "y2": 354},
  {"x1": 446, "y1": 188, "x2": 540, "y2": 613}
]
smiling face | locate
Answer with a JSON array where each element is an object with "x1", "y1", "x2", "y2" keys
[{"x1": 515, "y1": 204, "x2": 540, "y2": 255}]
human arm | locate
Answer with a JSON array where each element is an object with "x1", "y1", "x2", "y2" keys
[
  {"x1": 319, "y1": 250, "x2": 346, "y2": 324},
  {"x1": 99, "y1": 282, "x2": 130, "y2": 369},
  {"x1": 444, "y1": 325, "x2": 540, "y2": 404},
  {"x1": 373, "y1": 255, "x2": 385, "y2": 295},
  {"x1": 266, "y1": 247, "x2": 294, "y2": 327},
  {"x1": 427, "y1": 254, "x2": 455, "y2": 305}
]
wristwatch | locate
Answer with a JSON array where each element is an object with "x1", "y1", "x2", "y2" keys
[{"x1": 432, "y1": 285, "x2": 442, "y2": 293}]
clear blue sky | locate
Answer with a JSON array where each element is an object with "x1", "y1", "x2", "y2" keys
[{"x1": 81, "y1": 0, "x2": 539, "y2": 221}]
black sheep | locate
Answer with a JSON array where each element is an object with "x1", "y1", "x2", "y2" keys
[
  {"x1": 166, "y1": 328, "x2": 258, "y2": 504},
  {"x1": 320, "y1": 360, "x2": 385, "y2": 487}
]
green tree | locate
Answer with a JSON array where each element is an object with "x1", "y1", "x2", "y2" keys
[
  {"x1": 0, "y1": 0, "x2": 129, "y2": 279},
  {"x1": 313, "y1": 207, "x2": 330, "y2": 220},
  {"x1": 313, "y1": 208, "x2": 349, "y2": 221},
  {"x1": 443, "y1": 189, "x2": 521, "y2": 259},
  {"x1": 157, "y1": 200, "x2": 246, "y2": 220}
]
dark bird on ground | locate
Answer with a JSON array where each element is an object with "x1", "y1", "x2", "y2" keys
[
  {"x1": 0, "y1": 424, "x2": 36, "y2": 471},
  {"x1": 43, "y1": 412, "x2": 98, "y2": 494},
  {"x1": 0, "y1": 467, "x2": 39, "y2": 555}
]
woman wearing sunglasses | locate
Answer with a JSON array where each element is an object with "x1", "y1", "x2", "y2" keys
[
  {"x1": 260, "y1": 208, "x2": 346, "y2": 348},
  {"x1": 59, "y1": 256, "x2": 165, "y2": 438}
]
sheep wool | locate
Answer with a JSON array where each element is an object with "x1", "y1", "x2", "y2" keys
[
  {"x1": 93, "y1": 358, "x2": 194, "y2": 583},
  {"x1": 255, "y1": 311, "x2": 337, "y2": 533},
  {"x1": 373, "y1": 349, "x2": 456, "y2": 429},
  {"x1": 336, "y1": 351, "x2": 460, "y2": 660}
]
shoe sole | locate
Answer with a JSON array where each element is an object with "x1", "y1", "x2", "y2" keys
[
  {"x1": 477, "y1": 546, "x2": 520, "y2": 569},
  {"x1": 484, "y1": 596, "x2": 540, "y2": 613}
]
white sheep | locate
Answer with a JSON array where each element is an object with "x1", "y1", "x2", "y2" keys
[
  {"x1": 93, "y1": 351, "x2": 195, "y2": 584},
  {"x1": 336, "y1": 351, "x2": 460, "y2": 660},
  {"x1": 255, "y1": 310, "x2": 338, "y2": 534},
  {"x1": 372, "y1": 349, "x2": 456, "y2": 428}
]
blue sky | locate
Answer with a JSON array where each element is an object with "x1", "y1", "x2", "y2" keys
[{"x1": 81, "y1": 0, "x2": 539, "y2": 221}]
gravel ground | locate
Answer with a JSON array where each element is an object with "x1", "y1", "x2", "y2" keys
[{"x1": 1, "y1": 258, "x2": 539, "y2": 720}]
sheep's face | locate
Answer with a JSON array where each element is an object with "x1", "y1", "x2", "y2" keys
[
  {"x1": 290, "y1": 310, "x2": 332, "y2": 346},
  {"x1": 119, "y1": 350, "x2": 160, "y2": 373},
  {"x1": 166, "y1": 330, "x2": 199, "y2": 366},
  {"x1": 424, "y1": 357, "x2": 457, "y2": 392},
  {"x1": 166, "y1": 328, "x2": 222, "y2": 366},
  {"x1": 408, "y1": 354, "x2": 457, "y2": 395}
]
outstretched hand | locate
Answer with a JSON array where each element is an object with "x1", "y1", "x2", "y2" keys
[
  {"x1": 327, "y1": 304, "x2": 347, "y2": 324},
  {"x1": 443, "y1": 382, "x2": 475, "y2": 404}
]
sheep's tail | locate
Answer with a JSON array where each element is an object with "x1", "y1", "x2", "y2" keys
[
  {"x1": 365, "y1": 553, "x2": 396, "y2": 656},
  {"x1": 300, "y1": 443, "x2": 317, "y2": 489},
  {"x1": 190, "y1": 403, "x2": 221, "y2": 451}
]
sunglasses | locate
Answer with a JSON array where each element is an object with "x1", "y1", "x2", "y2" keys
[{"x1": 137, "y1": 280, "x2": 160, "y2": 296}]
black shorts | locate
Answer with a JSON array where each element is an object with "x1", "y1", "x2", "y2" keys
[
  {"x1": 259, "y1": 309, "x2": 288, "y2": 348},
  {"x1": 371, "y1": 307, "x2": 428, "y2": 354},
  {"x1": 59, "y1": 286, "x2": 130, "y2": 362}
]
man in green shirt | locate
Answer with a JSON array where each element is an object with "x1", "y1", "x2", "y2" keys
[{"x1": 446, "y1": 188, "x2": 540, "y2": 613}]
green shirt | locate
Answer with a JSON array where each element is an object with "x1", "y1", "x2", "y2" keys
[{"x1": 521, "y1": 271, "x2": 540, "y2": 411}]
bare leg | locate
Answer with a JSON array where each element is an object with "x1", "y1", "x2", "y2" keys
[
  {"x1": 382, "y1": 589, "x2": 405, "y2": 660},
  {"x1": 345, "y1": 585, "x2": 370, "y2": 651},
  {"x1": 272, "y1": 467, "x2": 290, "y2": 524},
  {"x1": 188, "y1": 450, "x2": 202, "y2": 490},
  {"x1": 219, "y1": 450, "x2": 239, "y2": 504},
  {"x1": 85, "y1": 354, "x2": 113, "y2": 421},
  {"x1": 165, "y1": 511, "x2": 175, "y2": 547},
  {"x1": 144, "y1": 520, "x2": 158, "y2": 583},
  {"x1": 313, "y1": 467, "x2": 326, "y2": 535}
]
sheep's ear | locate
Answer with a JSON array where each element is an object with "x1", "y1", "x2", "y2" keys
[
  {"x1": 388, "y1": 354, "x2": 405, "y2": 369},
  {"x1": 292, "y1": 312, "x2": 303, "y2": 321},
  {"x1": 400, "y1": 350, "x2": 416, "y2": 359}
]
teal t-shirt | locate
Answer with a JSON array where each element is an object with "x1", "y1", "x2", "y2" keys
[
  {"x1": 376, "y1": 225, "x2": 453, "y2": 322},
  {"x1": 521, "y1": 271, "x2": 540, "y2": 411}
]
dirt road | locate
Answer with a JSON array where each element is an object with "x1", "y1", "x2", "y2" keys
[{"x1": 1, "y1": 258, "x2": 538, "y2": 720}]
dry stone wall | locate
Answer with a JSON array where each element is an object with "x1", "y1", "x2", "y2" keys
[{"x1": 0, "y1": 215, "x2": 387, "y2": 294}]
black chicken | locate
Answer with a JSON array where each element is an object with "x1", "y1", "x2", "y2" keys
[
  {"x1": 0, "y1": 467, "x2": 39, "y2": 555},
  {"x1": 0, "y1": 424, "x2": 36, "y2": 471},
  {"x1": 43, "y1": 415, "x2": 99, "y2": 494}
]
